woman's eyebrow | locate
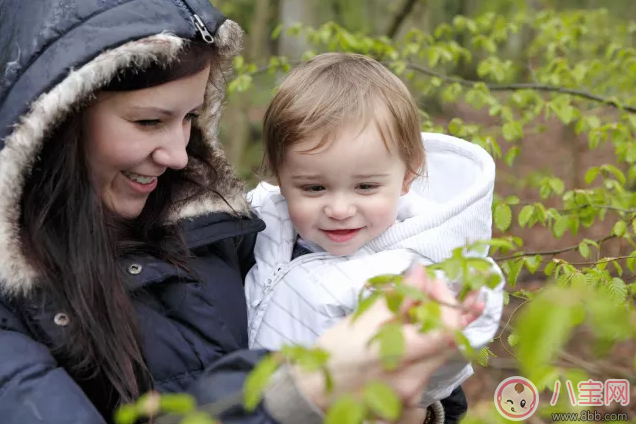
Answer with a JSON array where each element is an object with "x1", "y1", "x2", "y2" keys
[{"x1": 128, "y1": 103, "x2": 204, "y2": 116}]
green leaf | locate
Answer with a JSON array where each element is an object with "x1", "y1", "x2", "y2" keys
[
  {"x1": 384, "y1": 291, "x2": 404, "y2": 313},
  {"x1": 503, "y1": 259, "x2": 523, "y2": 288},
  {"x1": 585, "y1": 167, "x2": 600, "y2": 184},
  {"x1": 504, "y1": 145, "x2": 521, "y2": 166},
  {"x1": 524, "y1": 255, "x2": 542, "y2": 274},
  {"x1": 325, "y1": 395, "x2": 366, "y2": 424},
  {"x1": 553, "y1": 215, "x2": 570, "y2": 238},
  {"x1": 601, "y1": 164, "x2": 627, "y2": 185},
  {"x1": 578, "y1": 242, "x2": 591, "y2": 259},
  {"x1": 503, "y1": 290, "x2": 510, "y2": 306},
  {"x1": 353, "y1": 291, "x2": 382, "y2": 322},
  {"x1": 612, "y1": 260, "x2": 623, "y2": 277},
  {"x1": 180, "y1": 412, "x2": 218, "y2": 424},
  {"x1": 627, "y1": 252, "x2": 636, "y2": 272},
  {"x1": 477, "y1": 347, "x2": 490, "y2": 367},
  {"x1": 548, "y1": 178, "x2": 565, "y2": 195},
  {"x1": 243, "y1": 355, "x2": 280, "y2": 411},
  {"x1": 515, "y1": 288, "x2": 578, "y2": 382},
  {"x1": 454, "y1": 329, "x2": 475, "y2": 357},
  {"x1": 612, "y1": 220, "x2": 627, "y2": 237},
  {"x1": 410, "y1": 301, "x2": 442, "y2": 333},
  {"x1": 367, "y1": 274, "x2": 399, "y2": 287},
  {"x1": 505, "y1": 195, "x2": 520, "y2": 205},
  {"x1": 363, "y1": 381, "x2": 402, "y2": 421},
  {"x1": 502, "y1": 121, "x2": 523, "y2": 141},
  {"x1": 508, "y1": 333, "x2": 519, "y2": 347},
  {"x1": 428, "y1": 48, "x2": 441, "y2": 68},
  {"x1": 605, "y1": 277, "x2": 628, "y2": 303},
  {"x1": 544, "y1": 260, "x2": 556, "y2": 277},
  {"x1": 518, "y1": 205, "x2": 535, "y2": 228},
  {"x1": 554, "y1": 104, "x2": 574, "y2": 124},
  {"x1": 494, "y1": 203, "x2": 512, "y2": 232},
  {"x1": 271, "y1": 24, "x2": 283, "y2": 40},
  {"x1": 159, "y1": 394, "x2": 196, "y2": 414},
  {"x1": 372, "y1": 323, "x2": 405, "y2": 370},
  {"x1": 281, "y1": 346, "x2": 330, "y2": 372},
  {"x1": 533, "y1": 366, "x2": 561, "y2": 392},
  {"x1": 114, "y1": 405, "x2": 139, "y2": 424}
]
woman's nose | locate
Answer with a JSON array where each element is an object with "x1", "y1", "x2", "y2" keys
[{"x1": 152, "y1": 125, "x2": 190, "y2": 170}]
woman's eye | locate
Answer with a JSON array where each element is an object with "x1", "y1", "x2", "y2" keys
[
  {"x1": 135, "y1": 119, "x2": 161, "y2": 127},
  {"x1": 185, "y1": 112, "x2": 199, "y2": 122},
  {"x1": 302, "y1": 185, "x2": 325, "y2": 193}
]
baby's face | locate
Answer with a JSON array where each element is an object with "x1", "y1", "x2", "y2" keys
[{"x1": 277, "y1": 121, "x2": 414, "y2": 256}]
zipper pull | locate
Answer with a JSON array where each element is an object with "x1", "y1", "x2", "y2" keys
[{"x1": 192, "y1": 14, "x2": 214, "y2": 44}]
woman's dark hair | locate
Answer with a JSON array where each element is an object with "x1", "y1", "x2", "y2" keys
[{"x1": 19, "y1": 40, "x2": 219, "y2": 411}]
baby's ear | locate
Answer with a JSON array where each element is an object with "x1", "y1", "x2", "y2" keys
[
  {"x1": 401, "y1": 166, "x2": 420, "y2": 195},
  {"x1": 401, "y1": 172, "x2": 414, "y2": 195}
]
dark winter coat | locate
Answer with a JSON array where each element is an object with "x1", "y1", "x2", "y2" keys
[{"x1": 0, "y1": 1, "x2": 284, "y2": 423}]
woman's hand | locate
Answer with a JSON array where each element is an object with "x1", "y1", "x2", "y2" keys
[{"x1": 292, "y1": 263, "x2": 484, "y2": 411}]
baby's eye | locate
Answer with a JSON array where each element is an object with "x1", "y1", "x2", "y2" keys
[
  {"x1": 357, "y1": 183, "x2": 379, "y2": 191},
  {"x1": 520, "y1": 400, "x2": 526, "y2": 408},
  {"x1": 302, "y1": 185, "x2": 325, "y2": 193}
]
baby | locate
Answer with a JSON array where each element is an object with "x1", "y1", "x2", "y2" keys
[{"x1": 245, "y1": 52, "x2": 504, "y2": 423}]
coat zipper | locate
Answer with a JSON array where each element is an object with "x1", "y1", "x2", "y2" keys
[{"x1": 171, "y1": 0, "x2": 215, "y2": 44}]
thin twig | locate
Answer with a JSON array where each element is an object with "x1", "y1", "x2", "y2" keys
[
  {"x1": 494, "y1": 299, "x2": 530, "y2": 341},
  {"x1": 246, "y1": 59, "x2": 636, "y2": 113},
  {"x1": 404, "y1": 62, "x2": 636, "y2": 113},
  {"x1": 495, "y1": 235, "x2": 615, "y2": 261},
  {"x1": 559, "y1": 352, "x2": 636, "y2": 382}
]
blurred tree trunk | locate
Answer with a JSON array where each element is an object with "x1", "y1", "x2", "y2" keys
[
  {"x1": 226, "y1": 0, "x2": 271, "y2": 167},
  {"x1": 386, "y1": 0, "x2": 420, "y2": 39},
  {"x1": 279, "y1": 0, "x2": 315, "y2": 57}
]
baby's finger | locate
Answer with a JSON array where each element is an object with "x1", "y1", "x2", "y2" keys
[{"x1": 459, "y1": 290, "x2": 485, "y2": 328}]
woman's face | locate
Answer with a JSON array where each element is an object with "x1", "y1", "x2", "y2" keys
[{"x1": 83, "y1": 65, "x2": 211, "y2": 218}]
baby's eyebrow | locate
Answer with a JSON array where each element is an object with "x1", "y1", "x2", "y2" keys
[
  {"x1": 353, "y1": 173, "x2": 390, "y2": 179},
  {"x1": 291, "y1": 175, "x2": 321, "y2": 180}
]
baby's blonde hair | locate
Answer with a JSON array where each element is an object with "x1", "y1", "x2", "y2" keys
[{"x1": 262, "y1": 52, "x2": 424, "y2": 178}]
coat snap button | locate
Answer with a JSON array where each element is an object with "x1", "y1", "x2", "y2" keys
[
  {"x1": 54, "y1": 313, "x2": 70, "y2": 327},
  {"x1": 128, "y1": 263, "x2": 143, "y2": 275}
]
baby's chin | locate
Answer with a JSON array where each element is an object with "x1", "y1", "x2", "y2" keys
[{"x1": 321, "y1": 239, "x2": 367, "y2": 256}]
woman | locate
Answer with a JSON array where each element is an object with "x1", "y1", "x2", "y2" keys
[{"x1": 0, "y1": 1, "x2": 482, "y2": 424}]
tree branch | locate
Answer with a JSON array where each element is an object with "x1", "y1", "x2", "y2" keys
[
  {"x1": 404, "y1": 62, "x2": 636, "y2": 113},
  {"x1": 518, "y1": 202, "x2": 636, "y2": 215},
  {"x1": 245, "y1": 59, "x2": 636, "y2": 114},
  {"x1": 386, "y1": 0, "x2": 420, "y2": 40},
  {"x1": 495, "y1": 235, "x2": 615, "y2": 261}
]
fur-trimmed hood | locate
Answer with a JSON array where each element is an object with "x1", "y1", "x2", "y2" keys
[{"x1": 0, "y1": 0, "x2": 250, "y2": 294}]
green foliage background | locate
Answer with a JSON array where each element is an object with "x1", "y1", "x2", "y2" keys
[{"x1": 118, "y1": 1, "x2": 636, "y2": 423}]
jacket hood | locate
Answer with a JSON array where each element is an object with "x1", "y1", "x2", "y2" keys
[
  {"x1": 369, "y1": 132, "x2": 495, "y2": 259},
  {"x1": 0, "y1": 0, "x2": 250, "y2": 294}
]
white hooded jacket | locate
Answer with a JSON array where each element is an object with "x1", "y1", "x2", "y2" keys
[{"x1": 245, "y1": 132, "x2": 505, "y2": 407}]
